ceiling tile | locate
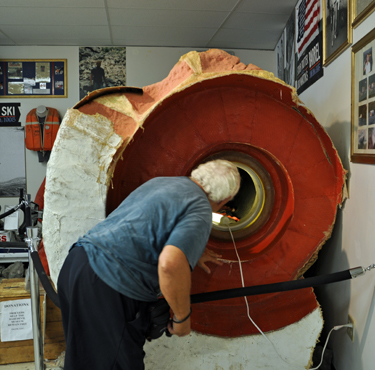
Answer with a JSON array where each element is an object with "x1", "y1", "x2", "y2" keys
[
  {"x1": 111, "y1": 26, "x2": 216, "y2": 47},
  {"x1": 0, "y1": 31, "x2": 16, "y2": 45},
  {"x1": 224, "y1": 12, "x2": 290, "y2": 31},
  {"x1": 209, "y1": 28, "x2": 279, "y2": 50},
  {"x1": 107, "y1": 0, "x2": 239, "y2": 11},
  {"x1": 15, "y1": 39, "x2": 108, "y2": 46},
  {"x1": 108, "y1": 8, "x2": 228, "y2": 28},
  {"x1": 236, "y1": 0, "x2": 298, "y2": 14},
  {"x1": 0, "y1": 0, "x2": 297, "y2": 50},
  {"x1": 1, "y1": 25, "x2": 111, "y2": 42},
  {"x1": 0, "y1": 0, "x2": 105, "y2": 7},
  {"x1": 0, "y1": 7, "x2": 108, "y2": 26}
]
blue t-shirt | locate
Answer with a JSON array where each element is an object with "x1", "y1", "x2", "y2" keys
[{"x1": 76, "y1": 177, "x2": 212, "y2": 302}]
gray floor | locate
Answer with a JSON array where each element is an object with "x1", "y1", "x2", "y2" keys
[
  {"x1": 0, "y1": 362, "x2": 62, "y2": 370},
  {"x1": 0, "y1": 352, "x2": 64, "y2": 370},
  {"x1": 0, "y1": 363, "x2": 36, "y2": 370}
]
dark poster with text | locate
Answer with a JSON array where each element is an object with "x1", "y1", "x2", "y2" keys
[
  {"x1": 0, "y1": 103, "x2": 21, "y2": 126},
  {"x1": 296, "y1": 33, "x2": 324, "y2": 94}
]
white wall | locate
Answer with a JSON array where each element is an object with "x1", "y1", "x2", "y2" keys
[
  {"x1": 0, "y1": 46, "x2": 273, "y2": 218},
  {"x1": 126, "y1": 47, "x2": 275, "y2": 87},
  {"x1": 0, "y1": 46, "x2": 79, "y2": 214},
  {"x1": 299, "y1": 11, "x2": 375, "y2": 370}
]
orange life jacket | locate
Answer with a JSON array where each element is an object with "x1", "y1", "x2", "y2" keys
[{"x1": 25, "y1": 107, "x2": 60, "y2": 152}]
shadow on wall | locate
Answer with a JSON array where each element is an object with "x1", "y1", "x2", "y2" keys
[
  {"x1": 304, "y1": 207, "x2": 350, "y2": 342},
  {"x1": 359, "y1": 286, "x2": 375, "y2": 358},
  {"x1": 324, "y1": 119, "x2": 351, "y2": 186},
  {"x1": 311, "y1": 120, "x2": 375, "y2": 369}
]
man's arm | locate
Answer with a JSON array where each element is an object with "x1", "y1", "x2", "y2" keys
[{"x1": 158, "y1": 244, "x2": 191, "y2": 337}]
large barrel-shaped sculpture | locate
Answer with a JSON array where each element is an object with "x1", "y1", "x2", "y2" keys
[{"x1": 43, "y1": 49, "x2": 346, "y2": 368}]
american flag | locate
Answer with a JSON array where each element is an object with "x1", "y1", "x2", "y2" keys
[{"x1": 296, "y1": 0, "x2": 321, "y2": 58}]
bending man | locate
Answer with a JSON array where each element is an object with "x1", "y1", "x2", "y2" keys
[{"x1": 57, "y1": 159, "x2": 241, "y2": 370}]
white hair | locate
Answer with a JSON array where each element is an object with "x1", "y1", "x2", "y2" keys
[{"x1": 190, "y1": 159, "x2": 241, "y2": 203}]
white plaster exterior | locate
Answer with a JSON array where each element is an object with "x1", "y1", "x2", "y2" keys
[
  {"x1": 43, "y1": 109, "x2": 123, "y2": 285},
  {"x1": 145, "y1": 308, "x2": 323, "y2": 370}
]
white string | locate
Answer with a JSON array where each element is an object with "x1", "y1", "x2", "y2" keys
[
  {"x1": 227, "y1": 226, "x2": 295, "y2": 366},
  {"x1": 226, "y1": 222, "x2": 347, "y2": 370},
  {"x1": 309, "y1": 326, "x2": 335, "y2": 370}
]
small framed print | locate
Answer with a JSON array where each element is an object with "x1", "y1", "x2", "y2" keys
[
  {"x1": 352, "y1": 0, "x2": 375, "y2": 28},
  {"x1": 351, "y1": 28, "x2": 375, "y2": 163}
]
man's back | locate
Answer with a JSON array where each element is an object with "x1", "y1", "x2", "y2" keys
[{"x1": 77, "y1": 176, "x2": 212, "y2": 301}]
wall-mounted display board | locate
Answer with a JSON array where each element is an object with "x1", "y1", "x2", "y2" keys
[
  {"x1": 351, "y1": 27, "x2": 375, "y2": 163},
  {"x1": 352, "y1": 0, "x2": 375, "y2": 28},
  {"x1": 0, "y1": 59, "x2": 67, "y2": 98}
]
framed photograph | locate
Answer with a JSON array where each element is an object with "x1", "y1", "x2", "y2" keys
[
  {"x1": 79, "y1": 47, "x2": 126, "y2": 100},
  {"x1": 0, "y1": 127, "x2": 26, "y2": 197},
  {"x1": 323, "y1": 0, "x2": 352, "y2": 65},
  {"x1": 275, "y1": 32, "x2": 285, "y2": 81},
  {"x1": 352, "y1": 0, "x2": 375, "y2": 27},
  {"x1": 284, "y1": 11, "x2": 296, "y2": 87},
  {"x1": 351, "y1": 28, "x2": 375, "y2": 163},
  {"x1": 0, "y1": 59, "x2": 67, "y2": 98}
]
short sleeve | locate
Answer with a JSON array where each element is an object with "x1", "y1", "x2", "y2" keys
[{"x1": 166, "y1": 211, "x2": 212, "y2": 270}]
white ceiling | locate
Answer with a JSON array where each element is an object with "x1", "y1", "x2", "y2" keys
[{"x1": 0, "y1": 0, "x2": 297, "y2": 50}]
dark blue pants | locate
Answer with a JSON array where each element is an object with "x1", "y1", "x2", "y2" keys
[{"x1": 57, "y1": 246, "x2": 151, "y2": 370}]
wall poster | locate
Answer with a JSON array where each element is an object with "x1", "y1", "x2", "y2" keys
[
  {"x1": 79, "y1": 47, "x2": 126, "y2": 100},
  {"x1": 295, "y1": 0, "x2": 324, "y2": 94},
  {"x1": 351, "y1": 28, "x2": 375, "y2": 163},
  {"x1": 0, "y1": 103, "x2": 21, "y2": 127}
]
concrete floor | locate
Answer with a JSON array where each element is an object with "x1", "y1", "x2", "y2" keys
[
  {"x1": 0, "y1": 353, "x2": 64, "y2": 370},
  {"x1": 0, "y1": 363, "x2": 37, "y2": 370},
  {"x1": 0, "y1": 362, "x2": 62, "y2": 370}
]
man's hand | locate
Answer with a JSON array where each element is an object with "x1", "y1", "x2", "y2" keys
[
  {"x1": 197, "y1": 248, "x2": 223, "y2": 274},
  {"x1": 167, "y1": 317, "x2": 191, "y2": 337}
]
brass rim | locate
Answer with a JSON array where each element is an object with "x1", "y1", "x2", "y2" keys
[
  {"x1": 212, "y1": 161, "x2": 265, "y2": 232},
  {"x1": 200, "y1": 150, "x2": 275, "y2": 241}
]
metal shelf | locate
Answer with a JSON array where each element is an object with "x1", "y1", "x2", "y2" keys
[{"x1": 0, "y1": 252, "x2": 29, "y2": 263}]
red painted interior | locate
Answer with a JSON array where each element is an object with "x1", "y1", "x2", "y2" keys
[{"x1": 77, "y1": 72, "x2": 345, "y2": 337}]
